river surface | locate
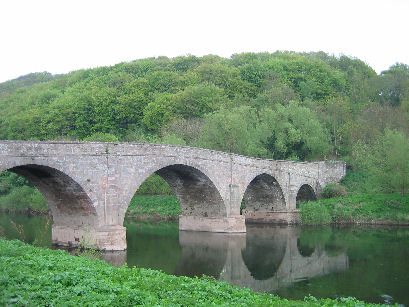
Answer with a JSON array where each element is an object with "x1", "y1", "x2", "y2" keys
[{"x1": 1, "y1": 213, "x2": 408, "y2": 305}]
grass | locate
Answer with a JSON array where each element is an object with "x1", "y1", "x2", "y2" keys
[
  {"x1": 0, "y1": 238, "x2": 388, "y2": 306},
  {"x1": 300, "y1": 193, "x2": 409, "y2": 225},
  {"x1": 126, "y1": 195, "x2": 181, "y2": 219}
]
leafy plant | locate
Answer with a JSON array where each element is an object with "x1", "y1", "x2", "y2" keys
[
  {"x1": 322, "y1": 183, "x2": 347, "y2": 199},
  {"x1": 300, "y1": 201, "x2": 331, "y2": 225}
]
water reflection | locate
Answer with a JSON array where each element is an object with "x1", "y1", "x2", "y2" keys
[
  {"x1": 123, "y1": 221, "x2": 349, "y2": 293},
  {"x1": 241, "y1": 226, "x2": 287, "y2": 280},
  {"x1": 175, "y1": 231, "x2": 230, "y2": 278},
  {"x1": 221, "y1": 225, "x2": 348, "y2": 293}
]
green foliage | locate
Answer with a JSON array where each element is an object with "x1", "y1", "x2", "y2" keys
[
  {"x1": 376, "y1": 63, "x2": 409, "y2": 106},
  {"x1": 300, "y1": 201, "x2": 332, "y2": 225},
  {"x1": 301, "y1": 193, "x2": 409, "y2": 224},
  {"x1": 265, "y1": 102, "x2": 331, "y2": 160},
  {"x1": 83, "y1": 132, "x2": 119, "y2": 142},
  {"x1": 0, "y1": 171, "x2": 28, "y2": 196},
  {"x1": 196, "y1": 106, "x2": 270, "y2": 157},
  {"x1": 341, "y1": 169, "x2": 375, "y2": 194},
  {"x1": 135, "y1": 174, "x2": 173, "y2": 195},
  {"x1": 142, "y1": 93, "x2": 174, "y2": 131},
  {"x1": 322, "y1": 183, "x2": 347, "y2": 199},
  {"x1": 0, "y1": 172, "x2": 48, "y2": 213},
  {"x1": 353, "y1": 129, "x2": 409, "y2": 195},
  {"x1": 127, "y1": 195, "x2": 181, "y2": 218},
  {"x1": 172, "y1": 84, "x2": 227, "y2": 119},
  {"x1": 0, "y1": 51, "x2": 364, "y2": 143},
  {"x1": 0, "y1": 186, "x2": 48, "y2": 212},
  {"x1": 0, "y1": 72, "x2": 54, "y2": 97},
  {"x1": 0, "y1": 239, "x2": 381, "y2": 306}
]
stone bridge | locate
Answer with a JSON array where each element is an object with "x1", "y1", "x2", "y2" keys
[{"x1": 0, "y1": 141, "x2": 345, "y2": 250}]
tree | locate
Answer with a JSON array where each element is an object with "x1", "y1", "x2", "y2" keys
[
  {"x1": 263, "y1": 102, "x2": 331, "y2": 160},
  {"x1": 142, "y1": 93, "x2": 175, "y2": 131},
  {"x1": 196, "y1": 106, "x2": 269, "y2": 157},
  {"x1": 375, "y1": 63, "x2": 409, "y2": 106},
  {"x1": 172, "y1": 85, "x2": 226, "y2": 119},
  {"x1": 354, "y1": 130, "x2": 409, "y2": 195},
  {"x1": 312, "y1": 98, "x2": 352, "y2": 157}
]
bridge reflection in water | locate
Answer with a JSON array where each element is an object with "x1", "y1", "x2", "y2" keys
[{"x1": 99, "y1": 224, "x2": 349, "y2": 293}]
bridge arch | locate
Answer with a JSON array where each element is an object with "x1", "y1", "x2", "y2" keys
[
  {"x1": 7, "y1": 164, "x2": 97, "y2": 226},
  {"x1": 124, "y1": 163, "x2": 227, "y2": 221},
  {"x1": 3, "y1": 164, "x2": 97, "y2": 227},
  {"x1": 242, "y1": 173, "x2": 286, "y2": 212},
  {"x1": 296, "y1": 184, "x2": 317, "y2": 208}
]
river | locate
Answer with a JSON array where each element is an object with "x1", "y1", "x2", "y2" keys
[{"x1": 0, "y1": 213, "x2": 408, "y2": 305}]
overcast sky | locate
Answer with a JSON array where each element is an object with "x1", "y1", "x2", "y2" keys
[{"x1": 1, "y1": 0, "x2": 408, "y2": 83}]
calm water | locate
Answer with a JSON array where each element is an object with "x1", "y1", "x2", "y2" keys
[{"x1": 1, "y1": 213, "x2": 409, "y2": 305}]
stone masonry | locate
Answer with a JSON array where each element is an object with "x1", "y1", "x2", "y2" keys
[{"x1": 0, "y1": 141, "x2": 346, "y2": 250}]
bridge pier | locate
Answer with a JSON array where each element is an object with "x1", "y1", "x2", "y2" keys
[
  {"x1": 52, "y1": 225, "x2": 126, "y2": 251},
  {"x1": 179, "y1": 215, "x2": 246, "y2": 233}
]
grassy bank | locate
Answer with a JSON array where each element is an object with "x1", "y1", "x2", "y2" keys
[
  {"x1": 300, "y1": 193, "x2": 409, "y2": 225},
  {"x1": 126, "y1": 195, "x2": 181, "y2": 220},
  {"x1": 0, "y1": 238, "x2": 386, "y2": 306}
]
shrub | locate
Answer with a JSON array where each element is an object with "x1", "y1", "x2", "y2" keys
[
  {"x1": 136, "y1": 174, "x2": 173, "y2": 195},
  {"x1": 300, "y1": 201, "x2": 331, "y2": 225},
  {"x1": 322, "y1": 183, "x2": 347, "y2": 199}
]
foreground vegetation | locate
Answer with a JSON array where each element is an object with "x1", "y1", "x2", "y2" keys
[{"x1": 0, "y1": 238, "x2": 390, "y2": 306}]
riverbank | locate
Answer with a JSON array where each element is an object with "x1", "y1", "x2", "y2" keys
[
  {"x1": 0, "y1": 238, "x2": 386, "y2": 306},
  {"x1": 126, "y1": 195, "x2": 181, "y2": 220},
  {"x1": 300, "y1": 193, "x2": 409, "y2": 225},
  {"x1": 128, "y1": 193, "x2": 409, "y2": 226}
]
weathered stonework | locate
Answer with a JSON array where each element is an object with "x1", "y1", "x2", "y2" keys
[
  {"x1": 243, "y1": 210, "x2": 301, "y2": 224},
  {"x1": 0, "y1": 140, "x2": 346, "y2": 250}
]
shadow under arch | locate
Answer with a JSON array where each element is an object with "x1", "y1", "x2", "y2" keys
[
  {"x1": 296, "y1": 184, "x2": 317, "y2": 208},
  {"x1": 243, "y1": 173, "x2": 286, "y2": 212},
  {"x1": 241, "y1": 225, "x2": 287, "y2": 280},
  {"x1": 134, "y1": 164, "x2": 227, "y2": 218},
  {"x1": 7, "y1": 164, "x2": 96, "y2": 226}
]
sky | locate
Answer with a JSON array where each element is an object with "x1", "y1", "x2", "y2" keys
[{"x1": 1, "y1": 0, "x2": 409, "y2": 83}]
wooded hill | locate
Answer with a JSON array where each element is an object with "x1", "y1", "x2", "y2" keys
[{"x1": 1, "y1": 51, "x2": 409, "y2": 195}]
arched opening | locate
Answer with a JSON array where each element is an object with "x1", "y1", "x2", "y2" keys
[
  {"x1": 2, "y1": 165, "x2": 96, "y2": 226},
  {"x1": 126, "y1": 164, "x2": 226, "y2": 221},
  {"x1": 296, "y1": 184, "x2": 317, "y2": 208},
  {"x1": 242, "y1": 173, "x2": 286, "y2": 213},
  {"x1": 0, "y1": 170, "x2": 49, "y2": 214},
  {"x1": 0, "y1": 165, "x2": 96, "y2": 247},
  {"x1": 241, "y1": 225, "x2": 287, "y2": 280}
]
